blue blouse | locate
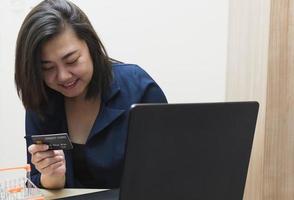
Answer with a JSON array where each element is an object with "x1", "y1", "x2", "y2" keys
[{"x1": 25, "y1": 63, "x2": 167, "y2": 188}]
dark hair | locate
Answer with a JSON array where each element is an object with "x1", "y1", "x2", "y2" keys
[{"x1": 15, "y1": 0, "x2": 112, "y2": 112}]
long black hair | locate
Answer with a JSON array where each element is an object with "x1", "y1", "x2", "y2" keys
[{"x1": 15, "y1": 0, "x2": 113, "y2": 113}]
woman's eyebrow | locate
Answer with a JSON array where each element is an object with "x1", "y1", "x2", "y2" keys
[
  {"x1": 61, "y1": 50, "x2": 78, "y2": 60},
  {"x1": 41, "y1": 50, "x2": 79, "y2": 63},
  {"x1": 41, "y1": 60, "x2": 51, "y2": 64}
]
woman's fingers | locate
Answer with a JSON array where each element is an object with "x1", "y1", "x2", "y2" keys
[
  {"x1": 28, "y1": 144, "x2": 66, "y2": 176},
  {"x1": 31, "y1": 149, "x2": 63, "y2": 163},
  {"x1": 41, "y1": 160, "x2": 66, "y2": 176},
  {"x1": 38, "y1": 154, "x2": 64, "y2": 169},
  {"x1": 28, "y1": 144, "x2": 49, "y2": 155}
]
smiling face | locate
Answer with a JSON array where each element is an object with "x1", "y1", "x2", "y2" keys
[{"x1": 41, "y1": 26, "x2": 94, "y2": 101}]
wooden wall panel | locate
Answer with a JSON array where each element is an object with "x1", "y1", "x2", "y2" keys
[
  {"x1": 264, "y1": 0, "x2": 294, "y2": 199},
  {"x1": 226, "y1": 0, "x2": 270, "y2": 199},
  {"x1": 227, "y1": 0, "x2": 294, "y2": 199}
]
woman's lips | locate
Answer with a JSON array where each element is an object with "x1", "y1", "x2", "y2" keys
[{"x1": 62, "y1": 79, "x2": 79, "y2": 89}]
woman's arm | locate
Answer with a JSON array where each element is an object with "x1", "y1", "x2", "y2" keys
[{"x1": 25, "y1": 111, "x2": 66, "y2": 189}]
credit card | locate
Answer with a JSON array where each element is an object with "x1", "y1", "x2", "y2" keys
[{"x1": 26, "y1": 133, "x2": 73, "y2": 150}]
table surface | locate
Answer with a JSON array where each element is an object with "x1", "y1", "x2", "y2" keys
[{"x1": 40, "y1": 188, "x2": 108, "y2": 199}]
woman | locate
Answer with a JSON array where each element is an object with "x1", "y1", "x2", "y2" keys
[{"x1": 15, "y1": 0, "x2": 167, "y2": 189}]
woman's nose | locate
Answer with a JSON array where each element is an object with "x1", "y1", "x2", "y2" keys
[{"x1": 57, "y1": 66, "x2": 72, "y2": 82}]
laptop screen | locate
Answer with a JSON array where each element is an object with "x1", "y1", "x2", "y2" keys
[{"x1": 120, "y1": 102, "x2": 259, "y2": 200}]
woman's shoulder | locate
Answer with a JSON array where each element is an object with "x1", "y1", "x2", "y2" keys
[
  {"x1": 110, "y1": 62, "x2": 167, "y2": 104},
  {"x1": 111, "y1": 63, "x2": 152, "y2": 82},
  {"x1": 112, "y1": 62, "x2": 145, "y2": 73}
]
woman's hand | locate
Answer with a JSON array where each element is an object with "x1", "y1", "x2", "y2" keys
[{"x1": 28, "y1": 144, "x2": 66, "y2": 188}]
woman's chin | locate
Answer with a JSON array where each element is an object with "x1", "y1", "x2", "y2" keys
[{"x1": 62, "y1": 90, "x2": 87, "y2": 100}]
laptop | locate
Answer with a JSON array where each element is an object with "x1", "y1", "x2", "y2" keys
[{"x1": 60, "y1": 102, "x2": 259, "y2": 200}]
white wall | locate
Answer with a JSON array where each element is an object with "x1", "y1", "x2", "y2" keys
[{"x1": 0, "y1": 0, "x2": 228, "y2": 167}]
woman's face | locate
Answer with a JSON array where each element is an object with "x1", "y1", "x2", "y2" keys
[{"x1": 41, "y1": 26, "x2": 93, "y2": 100}]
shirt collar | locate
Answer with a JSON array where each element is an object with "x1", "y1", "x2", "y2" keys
[
  {"x1": 102, "y1": 76, "x2": 121, "y2": 103},
  {"x1": 87, "y1": 75, "x2": 125, "y2": 141}
]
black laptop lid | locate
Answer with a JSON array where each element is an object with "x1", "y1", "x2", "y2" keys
[{"x1": 120, "y1": 102, "x2": 259, "y2": 200}]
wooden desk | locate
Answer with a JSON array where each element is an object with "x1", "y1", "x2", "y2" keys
[{"x1": 41, "y1": 188, "x2": 107, "y2": 199}]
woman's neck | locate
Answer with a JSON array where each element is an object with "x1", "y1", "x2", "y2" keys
[
  {"x1": 65, "y1": 95, "x2": 100, "y2": 111},
  {"x1": 64, "y1": 96, "x2": 101, "y2": 144}
]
